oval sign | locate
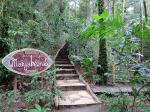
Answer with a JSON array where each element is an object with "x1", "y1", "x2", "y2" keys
[{"x1": 2, "y1": 48, "x2": 53, "y2": 76}]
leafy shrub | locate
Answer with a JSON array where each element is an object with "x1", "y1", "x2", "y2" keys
[
  {"x1": 25, "y1": 104, "x2": 50, "y2": 112},
  {"x1": 133, "y1": 22, "x2": 150, "y2": 39},
  {"x1": 70, "y1": 55, "x2": 101, "y2": 83},
  {"x1": 25, "y1": 90, "x2": 39, "y2": 103}
]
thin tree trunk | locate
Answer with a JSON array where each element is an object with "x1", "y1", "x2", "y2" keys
[
  {"x1": 97, "y1": 0, "x2": 108, "y2": 85},
  {"x1": 122, "y1": 0, "x2": 126, "y2": 19},
  {"x1": 106, "y1": 0, "x2": 111, "y2": 14},
  {"x1": 0, "y1": 0, "x2": 10, "y2": 84},
  {"x1": 142, "y1": 0, "x2": 148, "y2": 60},
  {"x1": 1, "y1": 0, "x2": 9, "y2": 55},
  {"x1": 59, "y1": 0, "x2": 65, "y2": 14},
  {"x1": 112, "y1": 0, "x2": 115, "y2": 15},
  {"x1": 140, "y1": 0, "x2": 144, "y2": 55},
  {"x1": 106, "y1": 0, "x2": 114, "y2": 15},
  {"x1": 98, "y1": 0, "x2": 104, "y2": 15},
  {"x1": 143, "y1": 0, "x2": 148, "y2": 22}
]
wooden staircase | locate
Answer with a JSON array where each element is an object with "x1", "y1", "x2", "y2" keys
[{"x1": 54, "y1": 44, "x2": 101, "y2": 112}]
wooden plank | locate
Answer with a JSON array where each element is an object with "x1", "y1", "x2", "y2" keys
[{"x1": 90, "y1": 85, "x2": 148, "y2": 93}]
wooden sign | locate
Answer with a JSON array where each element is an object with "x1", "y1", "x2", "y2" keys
[{"x1": 2, "y1": 48, "x2": 53, "y2": 76}]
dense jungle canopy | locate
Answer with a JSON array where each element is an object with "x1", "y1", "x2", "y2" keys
[{"x1": 0, "y1": 0, "x2": 150, "y2": 112}]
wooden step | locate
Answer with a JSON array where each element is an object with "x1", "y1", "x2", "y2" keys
[
  {"x1": 56, "y1": 80, "x2": 86, "y2": 91},
  {"x1": 55, "y1": 104, "x2": 101, "y2": 112},
  {"x1": 54, "y1": 43, "x2": 101, "y2": 112},
  {"x1": 55, "y1": 61, "x2": 71, "y2": 64},
  {"x1": 56, "y1": 56, "x2": 68, "y2": 60},
  {"x1": 55, "y1": 59, "x2": 69, "y2": 61},
  {"x1": 56, "y1": 90, "x2": 99, "y2": 107},
  {"x1": 55, "y1": 64, "x2": 75, "y2": 69},
  {"x1": 56, "y1": 74, "x2": 79, "y2": 80},
  {"x1": 56, "y1": 69, "x2": 76, "y2": 74}
]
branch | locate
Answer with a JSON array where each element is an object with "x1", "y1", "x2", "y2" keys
[{"x1": 137, "y1": 81, "x2": 150, "y2": 93}]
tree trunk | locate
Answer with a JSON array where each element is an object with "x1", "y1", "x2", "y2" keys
[
  {"x1": 142, "y1": 0, "x2": 149, "y2": 60},
  {"x1": 98, "y1": 0, "x2": 104, "y2": 15},
  {"x1": 106, "y1": 0, "x2": 114, "y2": 15},
  {"x1": 122, "y1": 0, "x2": 126, "y2": 19},
  {"x1": 0, "y1": 1, "x2": 9, "y2": 56},
  {"x1": 143, "y1": 0, "x2": 148, "y2": 22},
  {"x1": 106, "y1": 0, "x2": 111, "y2": 14},
  {"x1": 112, "y1": 0, "x2": 115, "y2": 16},
  {"x1": 0, "y1": 1, "x2": 10, "y2": 84},
  {"x1": 140, "y1": 0, "x2": 144, "y2": 55},
  {"x1": 97, "y1": 0, "x2": 108, "y2": 85}
]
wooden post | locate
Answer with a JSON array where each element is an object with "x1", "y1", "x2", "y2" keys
[
  {"x1": 13, "y1": 75, "x2": 17, "y2": 98},
  {"x1": 112, "y1": 56, "x2": 116, "y2": 84},
  {"x1": 41, "y1": 73, "x2": 44, "y2": 88}
]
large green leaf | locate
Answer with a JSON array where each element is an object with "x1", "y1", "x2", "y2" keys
[
  {"x1": 80, "y1": 26, "x2": 96, "y2": 40},
  {"x1": 92, "y1": 11, "x2": 109, "y2": 20},
  {"x1": 35, "y1": 104, "x2": 42, "y2": 111},
  {"x1": 27, "y1": 109, "x2": 38, "y2": 112},
  {"x1": 80, "y1": 11, "x2": 124, "y2": 40}
]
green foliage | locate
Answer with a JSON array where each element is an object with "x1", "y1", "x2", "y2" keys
[
  {"x1": 129, "y1": 72, "x2": 150, "y2": 112},
  {"x1": 70, "y1": 55, "x2": 101, "y2": 83},
  {"x1": 26, "y1": 104, "x2": 50, "y2": 112},
  {"x1": 0, "y1": 0, "x2": 73, "y2": 84},
  {"x1": 99, "y1": 93, "x2": 131, "y2": 112},
  {"x1": 92, "y1": 11, "x2": 109, "y2": 20},
  {"x1": 79, "y1": 11, "x2": 125, "y2": 84},
  {"x1": 71, "y1": 55, "x2": 94, "y2": 72},
  {"x1": 0, "y1": 90, "x2": 21, "y2": 112},
  {"x1": 0, "y1": 0, "x2": 150, "y2": 111},
  {"x1": 6, "y1": 90, "x2": 21, "y2": 105},
  {"x1": 45, "y1": 67, "x2": 57, "y2": 85},
  {"x1": 0, "y1": 66, "x2": 57, "y2": 111},
  {"x1": 70, "y1": 55, "x2": 83, "y2": 63},
  {"x1": 81, "y1": 57, "x2": 94, "y2": 71},
  {"x1": 28, "y1": 67, "x2": 57, "y2": 105},
  {"x1": 81, "y1": 57, "x2": 94, "y2": 79},
  {"x1": 130, "y1": 75, "x2": 145, "y2": 85},
  {"x1": 80, "y1": 11, "x2": 124, "y2": 40},
  {"x1": 70, "y1": 55, "x2": 94, "y2": 70},
  {"x1": 25, "y1": 90, "x2": 39, "y2": 103},
  {"x1": 133, "y1": 22, "x2": 150, "y2": 39},
  {"x1": 55, "y1": 89, "x2": 63, "y2": 98},
  {"x1": 91, "y1": 74, "x2": 101, "y2": 84}
]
